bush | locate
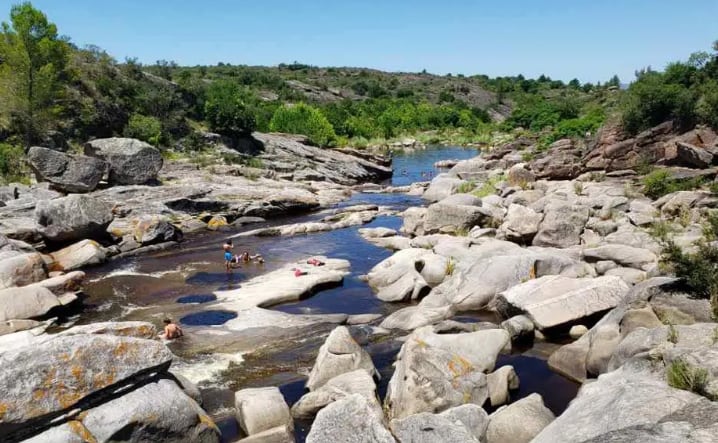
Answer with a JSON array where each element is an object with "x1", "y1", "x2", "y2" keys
[
  {"x1": 269, "y1": 103, "x2": 336, "y2": 146},
  {"x1": 204, "y1": 80, "x2": 256, "y2": 136},
  {"x1": 662, "y1": 239, "x2": 718, "y2": 318},
  {"x1": 642, "y1": 169, "x2": 704, "y2": 199},
  {"x1": 622, "y1": 71, "x2": 696, "y2": 134},
  {"x1": 0, "y1": 143, "x2": 27, "y2": 184},
  {"x1": 666, "y1": 359, "x2": 712, "y2": 399},
  {"x1": 123, "y1": 114, "x2": 162, "y2": 145}
]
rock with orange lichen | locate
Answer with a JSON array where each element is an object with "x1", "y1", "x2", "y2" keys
[
  {"x1": 58, "y1": 321, "x2": 158, "y2": 340},
  {"x1": 0, "y1": 334, "x2": 172, "y2": 435},
  {"x1": 384, "y1": 326, "x2": 510, "y2": 420}
]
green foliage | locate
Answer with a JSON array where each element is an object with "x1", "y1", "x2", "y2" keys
[
  {"x1": 666, "y1": 359, "x2": 712, "y2": 399},
  {"x1": 444, "y1": 257, "x2": 456, "y2": 275},
  {"x1": 270, "y1": 103, "x2": 336, "y2": 146},
  {"x1": 622, "y1": 44, "x2": 718, "y2": 134},
  {"x1": 0, "y1": 142, "x2": 27, "y2": 183},
  {"x1": 473, "y1": 174, "x2": 505, "y2": 198},
  {"x1": 204, "y1": 80, "x2": 256, "y2": 136},
  {"x1": 648, "y1": 220, "x2": 676, "y2": 242},
  {"x1": 123, "y1": 114, "x2": 162, "y2": 145},
  {"x1": 0, "y1": 2, "x2": 70, "y2": 147},
  {"x1": 642, "y1": 169, "x2": 704, "y2": 199},
  {"x1": 456, "y1": 180, "x2": 476, "y2": 193},
  {"x1": 662, "y1": 239, "x2": 718, "y2": 318}
]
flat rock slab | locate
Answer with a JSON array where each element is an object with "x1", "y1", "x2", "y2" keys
[
  {"x1": 214, "y1": 257, "x2": 350, "y2": 310},
  {"x1": 495, "y1": 275, "x2": 630, "y2": 330}
]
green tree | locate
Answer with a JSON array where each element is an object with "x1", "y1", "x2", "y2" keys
[
  {"x1": 0, "y1": 2, "x2": 69, "y2": 148},
  {"x1": 269, "y1": 103, "x2": 336, "y2": 146},
  {"x1": 203, "y1": 80, "x2": 256, "y2": 136}
]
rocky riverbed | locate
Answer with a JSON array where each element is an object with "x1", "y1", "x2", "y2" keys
[{"x1": 1, "y1": 129, "x2": 717, "y2": 443}]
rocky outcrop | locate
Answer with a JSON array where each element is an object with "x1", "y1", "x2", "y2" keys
[
  {"x1": 306, "y1": 326, "x2": 378, "y2": 391},
  {"x1": 385, "y1": 326, "x2": 509, "y2": 420},
  {"x1": 48, "y1": 239, "x2": 107, "y2": 271},
  {"x1": 0, "y1": 252, "x2": 46, "y2": 289},
  {"x1": 292, "y1": 369, "x2": 381, "y2": 419},
  {"x1": 84, "y1": 137, "x2": 163, "y2": 185},
  {"x1": 35, "y1": 194, "x2": 114, "y2": 244},
  {"x1": 27, "y1": 146, "x2": 106, "y2": 193},
  {"x1": 532, "y1": 202, "x2": 589, "y2": 248},
  {"x1": 530, "y1": 139, "x2": 584, "y2": 179}
]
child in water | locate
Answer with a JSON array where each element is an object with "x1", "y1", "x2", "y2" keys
[
  {"x1": 160, "y1": 319, "x2": 183, "y2": 340},
  {"x1": 223, "y1": 239, "x2": 234, "y2": 272}
]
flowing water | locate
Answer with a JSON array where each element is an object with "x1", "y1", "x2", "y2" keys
[{"x1": 74, "y1": 146, "x2": 578, "y2": 442}]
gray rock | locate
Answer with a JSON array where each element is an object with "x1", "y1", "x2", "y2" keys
[
  {"x1": 487, "y1": 365, "x2": 520, "y2": 406},
  {"x1": 306, "y1": 394, "x2": 395, "y2": 443},
  {"x1": 0, "y1": 285, "x2": 61, "y2": 322},
  {"x1": 80, "y1": 378, "x2": 220, "y2": 443},
  {"x1": 346, "y1": 313, "x2": 383, "y2": 325},
  {"x1": 507, "y1": 163, "x2": 536, "y2": 187},
  {"x1": 0, "y1": 252, "x2": 46, "y2": 289},
  {"x1": 495, "y1": 275, "x2": 630, "y2": 330},
  {"x1": 380, "y1": 305, "x2": 455, "y2": 331},
  {"x1": 486, "y1": 393, "x2": 555, "y2": 443},
  {"x1": 605, "y1": 266, "x2": 648, "y2": 285},
  {"x1": 498, "y1": 204, "x2": 542, "y2": 243},
  {"x1": 48, "y1": 239, "x2": 106, "y2": 271},
  {"x1": 501, "y1": 315, "x2": 535, "y2": 342},
  {"x1": 84, "y1": 137, "x2": 163, "y2": 185},
  {"x1": 423, "y1": 175, "x2": 465, "y2": 202},
  {"x1": 390, "y1": 404, "x2": 489, "y2": 443},
  {"x1": 133, "y1": 215, "x2": 183, "y2": 245},
  {"x1": 237, "y1": 426, "x2": 295, "y2": 443},
  {"x1": 531, "y1": 366, "x2": 703, "y2": 443},
  {"x1": 235, "y1": 387, "x2": 293, "y2": 436},
  {"x1": 532, "y1": 203, "x2": 589, "y2": 248},
  {"x1": 58, "y1": 321, "x2": 158, "y2": 339},
  {"x1": 292, "y1": 369, "x2": 380, "y2": 419},
  {"x1": 27, "y1": 146, "x2": 106, "y2": 193},
  {"x1": 400, "y1": 207, "x2": 427, "y2": 236},
  {"x1": 423, "y1": 199, "x2": 492, "y2": 234},
  {"x1": 675, "y1": 142, "x2": 714, "y2": 168},
  {"x1": 569, "y1": 325, "x2": 589, "y2": 339},
  {"x1": 0, "y1": 334, "x2": 173, "y2": 432},
  {"x1": 367, "y1": 249, "x2": 433, "y2": 302},
  {"x1": 306, "y1": 326, "x2": 378, "y2": 391},
  {"x1": 0, "y1": 319, "x2": 42, "y2": 336},
  {"x1": 385, "y1": 326, "x2": 508, "y2": 419},
  {"x1": 583, "y1": 244, "x2": 657, "y2": 270},
  {"x1": 35, "y1": 194, "x2": 114, "y2": 243}
]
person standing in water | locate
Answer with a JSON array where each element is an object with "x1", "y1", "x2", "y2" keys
[{"x1": 223, "y1": 239, "x2": 234, "y2": 272}]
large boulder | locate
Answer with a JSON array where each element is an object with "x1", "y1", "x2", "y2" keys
[
  {"x1": 487, "y1": 365, "x2": 520, "y2": 407},
  {"x1": 0, "y1": 252, "x2": 46, "y2": 289},
  {"x1": 486, "y1": 393, "x2": 555, "y2": 443},
  {"x1": 49, "y1": 239, "x2": 107, "y2": 271},
  {"x1": 423, "y1": 199, "x2": 491, "y2": 235},
  {"x1": 531, "y1": 366, "x2": 705, "y2": 443},
  {"x1": 367, "y1": 249, "x2": 433, "y2": 302},
  {"x1": 498, "y1": 204, "x2": 542, "y2": 243},
  {"x1": 532, "y1": 202, "x2": 589, "y2": 248},
  {"x1": 306, "y1": 394, "x2": 395, "y2": 443},
  {"x1": 235, "y1": 387, "x2": 293, "y2": 437},
  {"x1": 0, "y1": 285, "x2": 60, "y2": 322},
  {"x1": 306, "y1": 326, "x2": 378, "y2": 391},
  {"x1": 35, "y1": 194, "x2": 114, "y2": 243},
  {"x1": 84, "y1": 137, "x2": 163, "y2": 185},
  {"x1": 292, "y1": 369, "x2": 380, "y2": 419},
  {"x1": 67, "y1": 378, "x2": 220, "y2": 443},
  {"x1": 385, "y1": 326, "x2": 509, "y2": 420},
  {"x1": 27, "y1": 146, "x2": 106, "y2": 193},
  {"x1": 390, "y1": 404, "x2": 489, "y2": 443},
  {"x1": 422, "y1": 175, "x2": 465, "y2": 202},
  {"x1": 583, "y1": 244, "x2": 658, "y2": 271},
  {"x1": 495, "y1": 275, "x2": 630, "y2": 330},
  {"x1": 0, "y1": 334, "x2": 173, "y2": 434}
]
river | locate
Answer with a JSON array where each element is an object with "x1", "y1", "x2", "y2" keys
[{"x1": 70, "y1": 146, "x2": 578, "y2": 442}]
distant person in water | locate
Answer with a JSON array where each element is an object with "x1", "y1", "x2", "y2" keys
[
  {"x1": 233, "y1": 252, "x2": 264, "y2": 264},
  {"x1": 161, "y1": 318, "x2": 183, "y2": 340},
  {"x1": 223, "y1": 239, "x2": 234, "y2": 272}
]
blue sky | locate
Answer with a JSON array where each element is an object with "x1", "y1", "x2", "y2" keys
[{"x1": 16, "y1": 0, "x2": 718, "y2": 83}]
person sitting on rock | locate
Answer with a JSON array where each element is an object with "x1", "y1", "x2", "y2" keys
[{"x1": 161, "y1": 319, "x2": 183, "y2": 340}]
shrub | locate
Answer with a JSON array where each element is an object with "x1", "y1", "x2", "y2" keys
[
  {"x1": 662, "y1": 239, "x2": 718, "y2": 319},
  {"x1": 270, "y1": 103, "x2": 336, "y2": 146},
  {"x1": 621, "y1": 72, "x2": 696, "y2": 134},
  {"x1": 204, "y1": 80, "x2": 256, "y2": 136},
  {"x1": 124, "y1": 114, "x2": 162, "y2": 145},
  {"x1": 0, "y1": 143, "x2": 28, "y2": 184},
  {"x1": 642, "y1": 169, "x2": 704, "y2": 199},
  {"x1": 666, "y1": 359, "x2": 712, "y2": 399},
  {"x1": 456, "y1": 180, "x2": 476, "y2": 193}
]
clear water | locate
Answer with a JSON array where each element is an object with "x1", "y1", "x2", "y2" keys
[{"x1": 77, "y1": 145, "x2": 578, "y2": 442}]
